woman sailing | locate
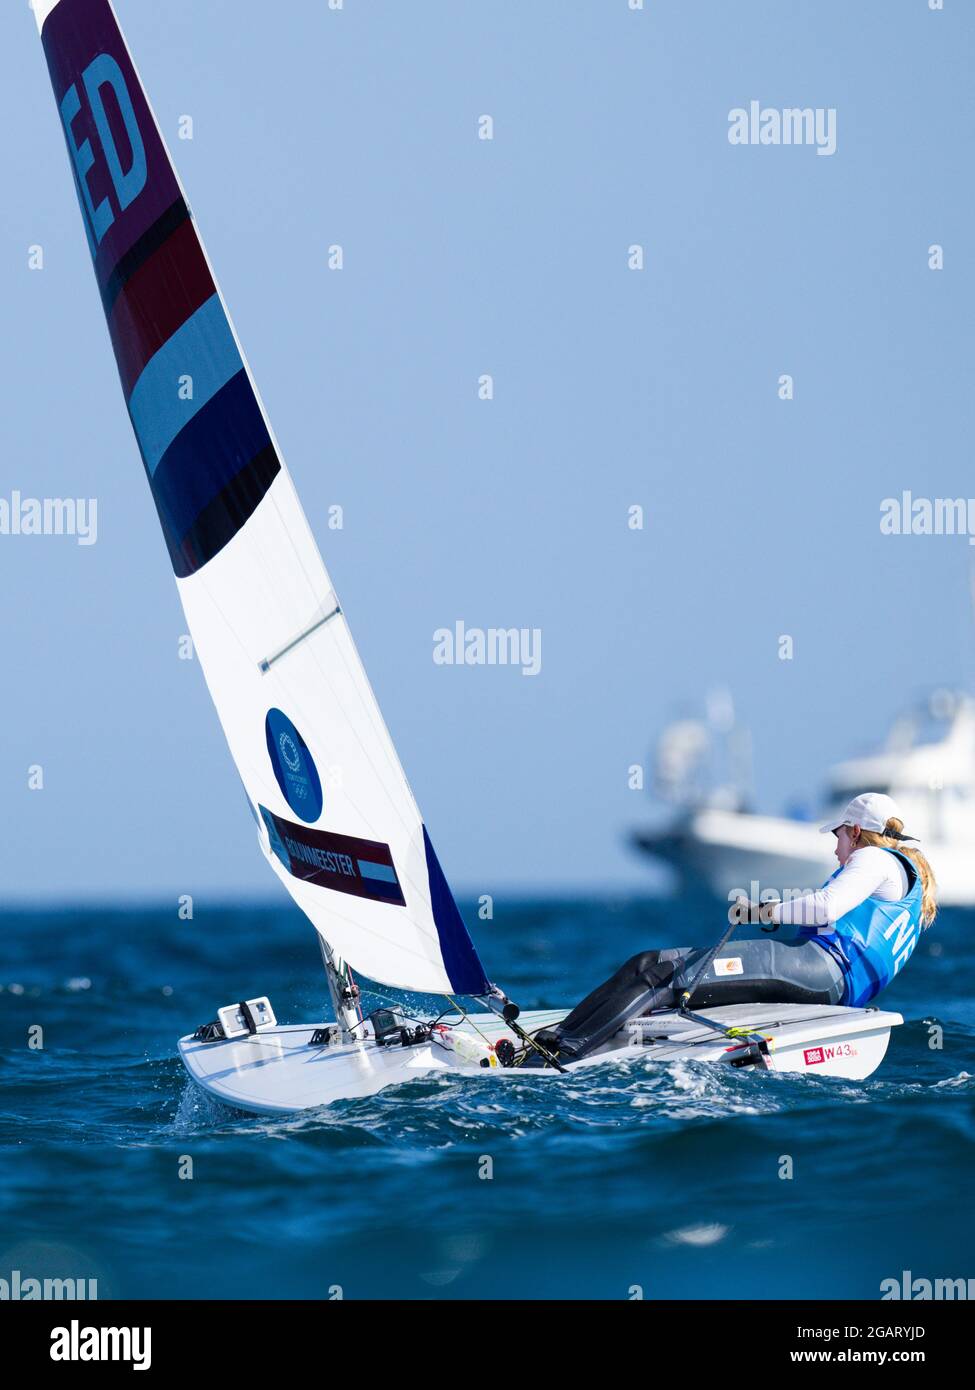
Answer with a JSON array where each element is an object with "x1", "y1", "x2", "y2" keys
[{"x1": 527, "y1": 794, "x2": 936, "y2": 1067}]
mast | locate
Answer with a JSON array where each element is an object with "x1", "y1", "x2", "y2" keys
[{"x1": 317, "y1": 938, "x2": 362, "y2": 1041}]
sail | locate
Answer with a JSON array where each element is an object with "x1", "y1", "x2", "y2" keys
[{"x1": 33, "y1": 0, "x2": 490, "y2": 997}]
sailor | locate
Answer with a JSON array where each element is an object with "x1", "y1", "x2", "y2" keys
[{"x1": 527, "y1": 793, "x2": 936, "y2": 1066}]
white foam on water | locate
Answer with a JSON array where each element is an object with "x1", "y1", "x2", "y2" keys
[
  {"x1": 932, "y1": 1071, "x2": 973, "y2": 1089},
  {"x1": 662, "y1": 1223, "x2": 730, "y2": 1247}
]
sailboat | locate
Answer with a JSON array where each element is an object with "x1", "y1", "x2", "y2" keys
[{"x1": 32, "y1": 0, "x2": 904, "y2": 1113}]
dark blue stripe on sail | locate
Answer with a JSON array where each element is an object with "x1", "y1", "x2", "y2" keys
[
  {"x1": 170, "y1": 444, "x2": 280, "y2": 578},
  {"x1": 422, "y1": 827, "x2": 491, "y2": 995},
  {"x1": 146, "y1": 368, "x2": 273, "y2": 558}
]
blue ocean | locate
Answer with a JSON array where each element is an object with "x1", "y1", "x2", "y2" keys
[{"x1": 1, "y1": 897, "x2": 973, "y2": 1301}]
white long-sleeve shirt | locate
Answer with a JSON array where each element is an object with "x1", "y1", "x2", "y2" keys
[{"x1": 771, "y1": 846, "x2": 909, "y2": 930}]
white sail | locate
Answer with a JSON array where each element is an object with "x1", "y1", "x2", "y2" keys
[{"x1": 34, "y1": 0, "x2": 490, "y2": 996}]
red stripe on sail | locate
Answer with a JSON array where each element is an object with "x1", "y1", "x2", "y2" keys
[{"x1": 107, "y1": 218, "x2": 216, "y2": 398}]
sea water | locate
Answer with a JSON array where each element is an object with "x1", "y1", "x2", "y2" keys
[{"x1": 1, "y1": 898, "x2": 972, "y2": 1300}]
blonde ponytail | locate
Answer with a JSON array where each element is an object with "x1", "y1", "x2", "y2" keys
[{"x1": 857, "y1": 818, "x2": 938, "y2": 926}]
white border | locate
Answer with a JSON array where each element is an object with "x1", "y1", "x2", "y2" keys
[{"x1": 31, "y1": 0, "x2": 63, "y2": 35}]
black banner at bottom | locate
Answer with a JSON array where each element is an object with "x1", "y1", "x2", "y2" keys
[{"x1": 3, "y1": 1298, "x2": 964, "y2": 1374}]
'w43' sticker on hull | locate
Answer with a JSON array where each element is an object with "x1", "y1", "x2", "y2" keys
[
  {"x1": 803, "y1": 1043, "x2": 859, "y2": 1066},
  {"x1": 259, "y1": 807, "x2": 406, "y2": 907}
]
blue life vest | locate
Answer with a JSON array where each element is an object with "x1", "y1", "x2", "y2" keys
[{"x1": 804, "y1": 848, "x2": 925, "y2": 1007}]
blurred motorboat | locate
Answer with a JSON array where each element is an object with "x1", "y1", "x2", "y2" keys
[{"x1": 631, "y1": 688, "x2": 975, "y2": 907}]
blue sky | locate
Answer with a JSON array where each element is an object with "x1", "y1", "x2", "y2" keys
[{"x1": 1, "y1": 0, "x2": 973, "y2": 901}]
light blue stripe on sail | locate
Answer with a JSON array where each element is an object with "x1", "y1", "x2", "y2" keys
[
  {"x1": 127, "y1": 294, "x2": 242, "y2": 475},
  {"x1": 357, "y1": 860, "x2": 398, "y2": 883}
]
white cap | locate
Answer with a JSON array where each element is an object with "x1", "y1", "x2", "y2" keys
[{"x1": 820, "y1": 792, "x2": 904, "y2": 836}]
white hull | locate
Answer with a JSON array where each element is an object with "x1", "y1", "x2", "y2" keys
[{"x1": 178, "y1": 1003, "x2": 902, "y2": 1115}]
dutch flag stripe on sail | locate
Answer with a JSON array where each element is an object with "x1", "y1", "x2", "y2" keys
[{"x1": 38, "y1": 0, "x2": 279, "y2": 576}]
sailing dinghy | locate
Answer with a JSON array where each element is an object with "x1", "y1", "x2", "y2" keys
[{"x1": 33, "y1": 0, "x2": 903, "y2": 1113}]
